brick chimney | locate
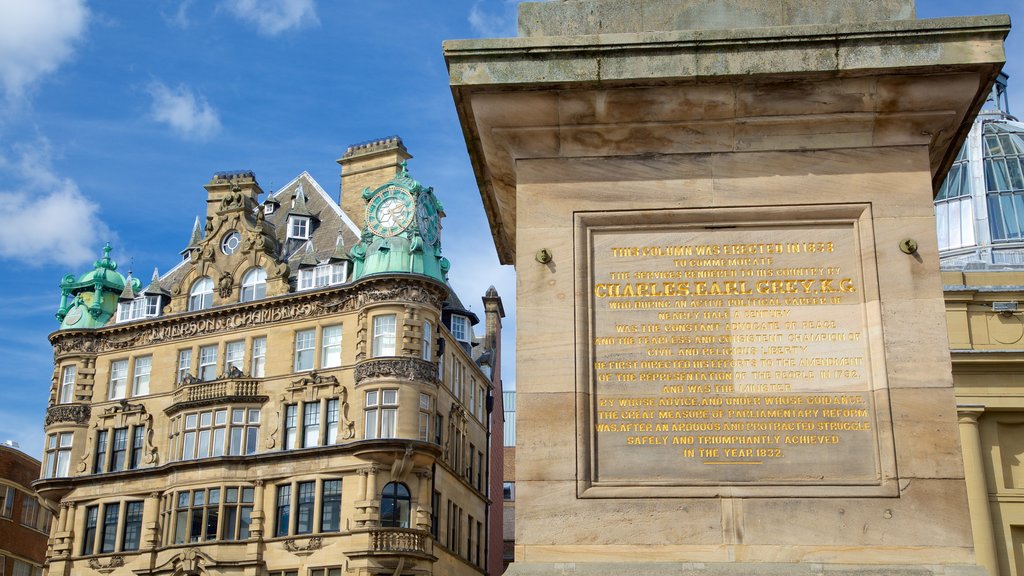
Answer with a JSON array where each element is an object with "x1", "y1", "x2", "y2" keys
[{"x1": 337, "y1": 136, "x2": 412, "y2": 224}]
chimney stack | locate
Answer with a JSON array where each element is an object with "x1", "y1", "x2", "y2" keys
[{"x1": 337, "y1": 136, "x2": 412, "y2": 223}]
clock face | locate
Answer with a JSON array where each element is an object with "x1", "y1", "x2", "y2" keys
[
  {"x1": 416, "y1": 196, "x2": 439, "y2": 245},
  {"x1": 366, "y1": 186, "x2": 414, "y2": 237},
  {"x1": 65, "y1": 306, "x2": 83, "y2": 326},
  {"x1": 221, "y1": 231, "x2": 241, "y2": 255}
]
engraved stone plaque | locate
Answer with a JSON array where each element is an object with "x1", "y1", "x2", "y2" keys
[{"x1": 576, "y1": 205, "x2": 896, "y2": 497}]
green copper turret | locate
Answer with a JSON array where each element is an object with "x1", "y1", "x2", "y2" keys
[
  {"x1": 349, "y1": 163, "x2": 450, "y2": 283},
  {"x1": 55, "y1": 243, "x2": 140, "y2": 330}
]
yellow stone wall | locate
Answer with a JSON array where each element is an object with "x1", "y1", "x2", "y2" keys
[
  {"x1": 39, "y1": 275, "x2": 491, "y2": 576},
  {"x1": 946, "y1": 269, "x2": 1024, "y2": 576}
]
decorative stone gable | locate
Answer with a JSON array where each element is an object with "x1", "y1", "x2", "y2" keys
[{"x1": 171, "y1": 171, "x2": 289, "y2": 313}]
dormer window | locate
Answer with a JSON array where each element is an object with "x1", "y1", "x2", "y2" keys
[
  {"x1": 297, "y1": 263, "x2": 348, "y2": 291},
  {"x1": 450, "y1": 315, "x2": 469, "y2": 343},
  {"x1": 288, "y1": 216, "x2": 310, "y2": 240},
  {"x1": 117, "y1": 295, "x2": 161, "y2": 323},
  {"x1": 264, "y1": 203, "x2": 275, "y2": 214}
]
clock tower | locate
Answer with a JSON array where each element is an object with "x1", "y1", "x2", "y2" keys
[{"x1": 350, "y1": 162, "x2": 449, "y2": 283}]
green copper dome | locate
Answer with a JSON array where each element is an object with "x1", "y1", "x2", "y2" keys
[
  {"x1": 56, "y1": 243, "x2": 140, "y2": 330},
  {"x1": 350, "y1": 163, "x2": 450, "y2": 283}
]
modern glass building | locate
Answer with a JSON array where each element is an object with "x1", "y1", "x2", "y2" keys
[{"x1": 936, "y1": 73, "x2": 1024, "y2": 268}]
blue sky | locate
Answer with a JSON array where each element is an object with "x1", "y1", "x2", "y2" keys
[{"x1": 0, "y1": 0, "x2": 1018, "y2": 459}]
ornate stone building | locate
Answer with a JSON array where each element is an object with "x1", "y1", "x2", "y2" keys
[{"x1": 36, "y1": 137, "x2": 504, "y2": 576}]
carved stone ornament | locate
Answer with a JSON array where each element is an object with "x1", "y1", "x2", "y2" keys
[
  {"x1": 289, "y1": 370, "x2": 339, "y2": 389},
  {"x1": 284, "y1": 536, "x2": 322, "y2": 555},
  {"x1": 355, "y1": 357, "x2": 440, "y2": 386},
  {"x1": 45, "y1": 403, "x2": 90, "y2": 426},
  {"x1": 51, "y1": 277, "x2": 445, "y2": 357},
  {"x1": 87, "y1": 556, "x2": 124, "y2": 573},
  {"x1": 151, "y1": 546, "x2": 213, "y2": 575},
  {"x1": 103, "y1": 399, "x2": 146, "y2": 416},
  {"x1": 218, "y1": 271, "x2": 234, "y2": 298}
]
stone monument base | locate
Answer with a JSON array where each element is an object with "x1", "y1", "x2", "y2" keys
[{"x1": 504, "y1": 563, "x2": 986, "y2": 576}]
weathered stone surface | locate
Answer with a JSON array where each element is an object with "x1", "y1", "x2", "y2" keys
[{"x1": 518, "y1": 0, "x2": 918, "y2": 37}]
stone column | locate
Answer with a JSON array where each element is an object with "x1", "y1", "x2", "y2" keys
[
  {"x1": 142, "y1": 492, "x2": 161, "y2": 550},
  {"x1": 250, "y1": 480, "x2": 265, "y2": 538},
  {"x1": 958, "y1": 406, "x2": 1000, "y2": 576},
  {"x1": 415, "y1": 469, "x2": 433, "y2": 531}
]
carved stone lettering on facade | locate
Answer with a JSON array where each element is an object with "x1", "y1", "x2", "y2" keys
[{"x1": 52, "y1": 278, "x2": 446, "y2": 358}]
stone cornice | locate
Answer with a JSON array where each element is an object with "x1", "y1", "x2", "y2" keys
[{"x1": 50, "y1": 275, "x2": 447, "y2": 358}]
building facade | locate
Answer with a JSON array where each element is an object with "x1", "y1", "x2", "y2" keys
[
  {"x1": 36, "y1": 137, "x2": 504, "y2": 576},
  {"x1": 935, "y1": 75, "x2": 1024, "y2": 576},
  {"x1": 0, "y1": 443, "x2": 50, "y2": 576}
]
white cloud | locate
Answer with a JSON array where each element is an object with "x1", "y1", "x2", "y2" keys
[
  {"x1": 0, "y1": 140, "x2": 114, "y2": 268},
  {"x1": 0, "y1": 0, "x2": 88, "y2": 100},
  {"x1": 223, "y1": 0, "x2": 318, "y2": 36},
  {"x1": 468, "y1": 0, "x2": 518, "y2": 38},
  {"x1": 166, "y1": 0, "x2": 195, "y2": 28},
  {"x1": 147, "y1": 81, "x2": 222, "y2": 140}
]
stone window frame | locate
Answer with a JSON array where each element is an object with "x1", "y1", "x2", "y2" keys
[
  {"x1": 107, "y1": 355, "x2": 153, "y2": 400},
  {"x1": 131, "y1": 355, "x2": 152, "y2": 397},
  {"x1": 197, "y1": 344, "x2": 218, "y2": 381},
  {"x1": 240, "y1": 267, "x2": 267, "y2": 302},
  {"x1": 171, "y1": 406, "x2": 261, "y2": 462},
  {"x1": 224, "y1": 340, "x2": 245, "y2": 374},
  {"x1": 188, "y1": 276, "x2": 214, "y2": 311},
  {"x1": 281, "y1": 397, "x2": 345, "y2": 450},
  {"x1": 379, "y1": 481, "x2": 411, "y2": 528},
  {"x1": 422, "y1": 320, "x2": 433, "y2": 361},
  {"x1": 167, "y1": 484, "x2": 255, "y2": 544},
  {"x1": 43, "y1": 431, "x2": 73, "y2": 478},
  {"x1": 80, "y1": 500, "x2": 144, "y2": 556},
  {"x1": 58, "y1": 365, "x2": 76, "y2": 404},
  {"x1": 273, "y1": 477, "x2": 346, "y2": 539},
  {"x1": 251, "y1": 336, "x2": 267, "y2": 378},
  {"x1": 293, "y1": 329, "x2": 315, "y2": 372},
  {"x1": 371, "y1": 314, "x2": 397, "y2": 357},
  {"x1": 293, "y1": 325, "x2": 343, "y2": 374},
  {"x1": 364, "y1": 388, "x2": 398, "y2": 440},
  {"x1": 107, "y1": 359, "x2": 129, "y2": 400},
  {"x1": 93, "y1": 424, "x2": 147, "y2": 474}
]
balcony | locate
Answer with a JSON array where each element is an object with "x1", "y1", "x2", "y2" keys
[
  {"x1": 348, "y1": 527, "x2": 434, "y2": 561},
  {"x1": 166, "y1": 376, "x2": 267, "y2": 414}
]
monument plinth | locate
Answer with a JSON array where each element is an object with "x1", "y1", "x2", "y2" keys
[{"x1": 445, "y1": 1, "x2": 1008, "y2": 574}]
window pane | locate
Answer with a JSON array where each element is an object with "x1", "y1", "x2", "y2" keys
[
  {"x1": 132, "y1": 356, "x2": 151, "y2": 396},
  {"x1": 321, "y1": 325, "x2": 342, "y2": 368},
  {"x1": 109, "y1": 359, "x2": 128, "y2": 400},
  {"x1": 294, "y1": 329, "x2": 315, "y2": 371},
  {"x1": 251, "y1": 337, "x2": 266, "y2": 377},
  {"x1": 372, "y1": 315, "x2": 397, "y2": 356}
]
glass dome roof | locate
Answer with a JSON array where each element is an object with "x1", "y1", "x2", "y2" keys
[{"x1": 935, "y1": 73, "x2": 1024, "y2": 268}]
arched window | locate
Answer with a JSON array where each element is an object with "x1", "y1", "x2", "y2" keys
[
  {"x1": 380, "y1": 482, "x2": 410, "y2": 528},
  {"x1": 240, "y1": 267, "x2": 267, "y2": 302},
  {"x1": 188, "y1": 277, "x2": 213, "y2": 311}
]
